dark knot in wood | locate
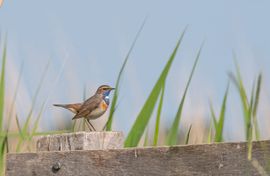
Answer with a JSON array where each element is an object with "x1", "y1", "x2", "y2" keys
[{"x1": 52, "y1": 162, "x2": 61, "y2": 173}]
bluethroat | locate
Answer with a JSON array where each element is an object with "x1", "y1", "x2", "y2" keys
[{"x1": 54, "y1": 85, "x2": 115, "y2": 131}]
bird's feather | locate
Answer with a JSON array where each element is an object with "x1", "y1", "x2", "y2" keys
[
  {"x1": 53, "y1": 103, "x2": 82, "y2": 113},
  {"x1": 72, "y1": 94, "x2": 102, "y2": 120}
]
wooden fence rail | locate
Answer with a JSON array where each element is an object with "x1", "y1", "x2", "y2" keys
[{"x1": 6, "y1": 132, "x2": 270, "y2": 176}]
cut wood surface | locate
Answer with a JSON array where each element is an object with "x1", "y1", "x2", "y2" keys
[
  {"x1": 7, "y1": 140, "x2": 270, "y2": 176},
  {"x1": 36, "y1": 131, "x2": 124, "y2": 151}
]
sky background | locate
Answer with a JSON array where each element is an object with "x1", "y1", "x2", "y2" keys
[{"x1": 1, "y1": 0, "x2": 270, "y2": 142}]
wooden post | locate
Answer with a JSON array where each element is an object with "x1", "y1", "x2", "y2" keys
[
  {"x1": 7, "y1": 136, "x2": 270, "y2": 175},
  {"x1": 36, "y1": 131, "x2": 124, "y2": 151}
]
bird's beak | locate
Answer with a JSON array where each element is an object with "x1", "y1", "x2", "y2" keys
[{"x1": 110, "y1": 87, "x2": 115, "y2": 90}]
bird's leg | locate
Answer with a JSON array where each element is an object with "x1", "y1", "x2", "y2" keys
[
  {"x1": 84, "y1": 119, "x2": 93, "y2": 131},
  {"x1": 86, "y1": 119, "x2": 96, "y2": 131}
]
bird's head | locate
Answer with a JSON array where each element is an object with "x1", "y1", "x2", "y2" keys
[{"x1": 96, "y1": 85, "x2": 115, "y2": 97}]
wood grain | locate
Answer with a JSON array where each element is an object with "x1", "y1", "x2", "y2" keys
[
  {"x1": 36, "y1": 131, "x2": 124, "y2": 151},
  {"x1": 7, "y1": 140, "x2": 270, "y2": 176}
]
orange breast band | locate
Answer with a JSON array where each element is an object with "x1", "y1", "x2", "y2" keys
[{"x1": 101, "y1": 101, "x2": 108, "y2": 110}]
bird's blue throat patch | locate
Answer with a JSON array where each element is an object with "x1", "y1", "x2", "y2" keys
[
  {"x1": 103, "y1": 90, "x2": 111, "y2": 97},
  {"x1": 104, "y1": 96, "x2": 110, "y2": 105},
  {"x1": 103, "y1": 90, "x2": 111, "y2": 105}
]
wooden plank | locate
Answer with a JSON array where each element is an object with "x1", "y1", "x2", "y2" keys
[
  {"x1": 6, "y1": 140, "x2": 270, "y2": 176},
  {"x1": 36, "y1": 131, "x2": 124, "y2": 151}
]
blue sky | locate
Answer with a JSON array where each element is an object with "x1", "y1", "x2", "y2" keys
[{"x1": 1, "y1": 0, "x2": 270, "y2": 141}]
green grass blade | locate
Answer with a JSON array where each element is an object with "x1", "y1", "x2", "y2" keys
[
  {"x1": 230, "y1": 56, "x2": 249, "y2": 139},
  {"x1": 185, "y1": 124, "x2": 192, "y2": 145},
  {"x1": 22, "y1": 101, "x2": 46, "y2": 152},
  {"x1": 15, "y1": 139, "x2": 23, "y2": 153},
  {"x1": 0, "y1": 42, "x2": 6, "y2": 132},
  {"x1": 252, "y1": 74, "x2": 262, "y2": 117},
  {"x1": 124, "y1": 28, "x2": 187, "y2": 147},
  {"x1": 233, "y1": 56, "x2": 249, "y2": 109},
  {"x1": 31, "y1": 66, "x2": 76, "y2": 139},
  {"x1": 215, "y1": 84, "x2": 229, "y2": 142},
  {"x1": 247, "y1": 83, "x2": 255, "y2": 160},
  {"x1": 153, "y1": 83, "x2": 165, "y2": 146},
  {"x1": 16, "y1": 61, "x2": 50, "y2": 152},
  {"x1": 5, "y1": 63, "x2": 23, "y2": 154},
  {"x1": 252, "y1": 74, "x2": 262, "y2": 140},
  {"x1": 143, "y1": 127, "x2": 149, "y2": 147},
  {"x1": 15, "y1": 114, "x2": 24, "y2": 152},
  {"x1": 5, "y1": 131, "x2": 9, "y2": 154},
  {"x1": 106, "y1": 19, "x2": 146, "y2": 131},
  {"x1": 209, "y1": 102, "x2": 218, "y2": 130},
  {"x1": 29, "y1": 101, "x2": 46, "y2": 140},
  {"x1": 21, "y1": 61, "x2": 50, "y2": 136},
  {"x1": 15, "y1": 114, "x2": 23, "y2": 139},
  {"x1": 166, "y1": 43, "x2": 202, "y2": 145},
  {"x1": 0, "y1": 134, "x2": 7, "y2": 175},
  {"x1": 6, "y1": 62, "x2": 24, "y2": 132},
  {"x1": 207, "y1": 121, "x2": 213, "y2": 143}
]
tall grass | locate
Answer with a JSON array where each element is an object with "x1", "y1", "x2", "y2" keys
[
  {"x1": 184, "y1": 124, "x2": 192, "y2": 144},
  {"x1": 229, "y1": 59, "x2": 261, "y2": 142},
  {"x1": 0, "y1": 41, "x2": 6, "y2": 132},
  {"x1": 106, "y1": 20, "x2": 146, "y2": 131},
  {"x1": 210, "y1": 84, "x2": 229, "y2": 142},
  {"x1": 0, "y1": 39, "x2": 7, "y2": 175},
  {"x1": 124, "y1": 28, "x2": 187, "y2": 147},
  {"x1": 229, "y1": 58, "x2": 262, "y2": 160},
  {"x1": 153, "y1": 83, "x2": 165, "y2": 146},
  {"x1": 0, "y1": 39, "x2": 70, "y2": 174},
  {"x1": 166, "y1": 43, "x2": 202, "y2": 145},
  {"x1": 15, "y1": 61, "x2": 50, "y2": 152}
]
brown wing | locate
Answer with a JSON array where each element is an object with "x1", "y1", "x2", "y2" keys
[{"x1": 72, "y1": 94, "x2": 101, "y2": 120}]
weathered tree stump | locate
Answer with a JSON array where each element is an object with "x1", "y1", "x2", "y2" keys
[{"x1": 36, "y1": 131, "x2": 124, "y2": 151}]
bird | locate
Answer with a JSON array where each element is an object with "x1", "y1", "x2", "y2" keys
[{"x1": 53, "y1": 85, "x2": 115, "y2": 131}]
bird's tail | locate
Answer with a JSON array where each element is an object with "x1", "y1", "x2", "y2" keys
[{"x1": 53, "y1": 103, "x2": 82, "y2": 114}]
